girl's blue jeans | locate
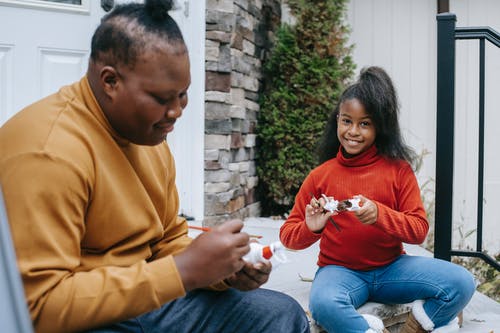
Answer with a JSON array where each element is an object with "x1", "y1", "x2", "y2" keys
[
  {"x1": 86, "y1": 287, "x2": 310, "y2": 333},
  {"x1": 309, "y1": 254, "x2": 475, "y2": 333}
]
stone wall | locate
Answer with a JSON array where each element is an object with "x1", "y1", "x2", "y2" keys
[{"x1": 204, "y1": 0, "x2": 281, "y2": 225}]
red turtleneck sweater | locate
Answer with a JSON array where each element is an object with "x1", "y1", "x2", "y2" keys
[{"x1": 280, "y1": 145, "x2": 429, "y2": 270}]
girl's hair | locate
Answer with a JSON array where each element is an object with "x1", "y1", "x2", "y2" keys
[
  {"x1": 90, "y1": 0, "x2": 185, "y2": 68},
  {"x1": 318, "y1": 66, "x2": 417, "y2": 165}
]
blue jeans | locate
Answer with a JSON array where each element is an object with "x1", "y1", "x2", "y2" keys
[
  {"x1": 86, "y1": 287, "x2": 310, "y2": 333},
  {"x1": 309, "y1": 255, "x2": 475, "y2": 333}
]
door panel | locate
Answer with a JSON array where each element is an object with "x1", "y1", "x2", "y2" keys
[
  {"x1": 0, "y1": 1, "x2": 104, "y2": 121},
  {"x1": 39, "y1": 48, "x2": 88, "y2": 97},
  {"x1": 0, "y1": 0, "x2": 204, "y2": 220}
]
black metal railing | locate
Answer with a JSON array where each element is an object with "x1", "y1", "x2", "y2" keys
[{"x1": 435, "y1": 13, "x2": 499, "y2": 271}]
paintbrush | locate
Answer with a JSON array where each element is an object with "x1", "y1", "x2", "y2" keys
[{"x1": 188, "y1": 225, "x2": 263, "y2": 239}]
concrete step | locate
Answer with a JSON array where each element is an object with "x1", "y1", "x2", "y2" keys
[{"x1": 309, "y1": 301, "x2": 412, "y2": 333}]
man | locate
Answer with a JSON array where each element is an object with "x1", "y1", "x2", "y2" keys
[{"x1": 0, "y1": 1, "x2": 309, "y2": 332}]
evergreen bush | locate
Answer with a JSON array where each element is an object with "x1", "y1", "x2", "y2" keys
[{"x1": 257, "y1": 0, "x2": 355, "y2": 216}]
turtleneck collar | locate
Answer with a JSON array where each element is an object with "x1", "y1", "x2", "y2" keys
[
  {"x1": 336, "y1": 144, "x2": 380, "y2": 167},
  {"x1": 79, "y1": 76, "x2": 131, "y2": 147}
]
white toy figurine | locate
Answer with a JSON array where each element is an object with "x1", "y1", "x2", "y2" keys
[
  {"x1": 242, "y1": 241, "x2": 288, "y2": 264},
  {"x1": 322, "y1": 194, "x2": 361, "y2": 213}
]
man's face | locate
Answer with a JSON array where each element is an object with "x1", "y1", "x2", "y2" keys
[{"x1": 105, "y1": 43, "x2": 191, "y2": 146}]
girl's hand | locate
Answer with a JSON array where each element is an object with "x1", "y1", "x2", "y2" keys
[
  {"x1": 353, "y1": 195, "x2": 378, "y2": 225},
  {"x1": 305, "y1": 196, "x2": 334, "y2": 233}
]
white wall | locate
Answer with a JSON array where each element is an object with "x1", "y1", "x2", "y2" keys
[
  {"x1": 169, "y1": 1, "x2": 205, "y2": 221},
  {"x1": 450, "y1": 0, "x2": 500, "y2": 254},
  {"x1": 346, "y1": 0, "x2": 500, "y2": 253}
]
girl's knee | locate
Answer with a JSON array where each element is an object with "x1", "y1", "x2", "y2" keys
[
  {"x1": 309, "y1": 293, "x2": 345, "y2": 321},
  {"x1": 452, "y1": 264, "x2": 476, "y2": 293}
]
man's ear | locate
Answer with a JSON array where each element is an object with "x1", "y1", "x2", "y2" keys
[{"x1": 100, "y1": 66, "x2": 119, "y2": 98}]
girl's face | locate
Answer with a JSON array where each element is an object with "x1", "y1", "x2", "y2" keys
[{"x1": 337, "y1": 98, "x2": 376, "y2": 157}]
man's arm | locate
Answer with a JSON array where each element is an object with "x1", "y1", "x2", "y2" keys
[{"x1": 2, "y1": 153, "x2": 187, "y2": 333}]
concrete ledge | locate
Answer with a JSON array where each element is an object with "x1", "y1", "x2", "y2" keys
[{"x1": 307, "y1": 301, "x2": 411, "y2": 332}]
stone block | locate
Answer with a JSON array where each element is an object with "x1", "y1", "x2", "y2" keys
[
  {"x1": 205, "y1": 119, "x2": 232, "y2": 134},
  {"x1": 231, "y1": 72, "x2": 259, "y2": 92},
  {"x1": 231, "y1": 118, "x2": 242, "y2": 132},
  {"x1": 239, "y1": 173, "x2": 247, "y2": 186},
  {"x1": 205, "y1": 71, "x2": 231, "y2": 92},
  {"x1": 247, "y1": 176, "x2": 258, "y2": 189},
  {"x1": 240, "y1": 119, "x2": 250, "y2": 133},
  {"x1": 230, "y1": 33, "x2": 243, "y2": 51},
  {"x1": 230, "y1": 172, "x2": 240, "y2": 187},
  {"x1": 230, "y1": 87, "x2": 246, "y2": 105},
  {"x1": 246, "y1": 109, "x2": 257, "y2": 121},
  {"x1": 234, "y1": 0, "x2": 248, "y2": 10},
  {"x1": 232, "y1": 54, "x2": 253, "y2": 75},
  {"x1": 226, "y1": 195, "x2": 245, "y2": 213},
  {"x1": 235, "y1": 16, "x2": 254, "y2": 42},
  {"x1": 228, "y1": 162, "x2": 239, "y2": 172},
  {"x1": 218, "y1": 44, "x2": 232, "y2": 73},
  {"x1": 238, "y1": 161, "x2": 250, "y2": 172},
  {"x1": 206, "y1": 10, "x2": 235, "y2": 32},
  {"x1": 205, "y1": 91, "x2": 230, "y2": 103},
  {"x1": 205, "y1": 61, "x2": 219, "y2": 72},
  {"x1": 233, "y1": 147, "x2": 249, "y2": 162},
  {"x1": 245, "y1": 99, "x2": 259, "y2": 111},
  {"x1": 205, "y1": 31, "x2": 232, "y2": 43},
  {"x1": 231, "y1": 132, "x2": 244, "y2": 149},
  {"x1": 205, "y1": 134, "x2": 231, "y2": 150},
  {"x1": 204, "y1": 160, "x2": 221, "y2": 170},
  {"x1": 248, "y1": 161, "x2": 256, "y2": 176},
  {"x1": 205, "y1": 102, "x2": 231, "y2": 120},
  {"x1": 230, "y1": 105, "x2": 246, "y2": 119},
  {"x1": 205, "y1": 182, "x2": 232, "y2": 193},
  {"x1": 205, "y1": 39, "x2": 220, "y2": 61},
  {"x1": 242, "y1": 38, "x2": 256, "y2": 56},
  {"x1": 218, "y1": 150, "x2": 232, "y2": 168},
  {"x1": 204, "y1": 149, "x2": 219, "y2": 161},
  {"x1": 244, "y1": 90, "x2": 260, "y2": 102},
  {"x1": 205, "y1": 169, "x2": 232, "y2": 183},
  {"x1": 245, "y1": 134, "x2": 256, "y2": 147},
  {"x1": 206, "y1": 0, "x2": 233, "y2": 13},
  {"x1": 248, "y1": 147, "x2": 255, "y2": 160}
]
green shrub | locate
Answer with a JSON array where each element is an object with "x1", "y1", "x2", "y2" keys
[{"x1": 257, "y1": 0, "x2": 354, "y2": 216}]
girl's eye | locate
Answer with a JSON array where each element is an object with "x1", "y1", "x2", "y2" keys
[
  {"x1": 341, "y1": 118, "x2": 351, "y2": 125},
  {"x1": 360, "y1": 121, "x2": 371, "y2": 127}
]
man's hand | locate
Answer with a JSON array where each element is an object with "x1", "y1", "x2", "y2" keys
[
  {"x1": 225, "y1": 260, "x2": 272, "y2": 291},
  {"x1": 173, "y1": 219, "x2": 250, "y2": 291}
]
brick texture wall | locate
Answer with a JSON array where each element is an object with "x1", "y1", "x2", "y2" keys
[{"x1": 204, "y1": 0, "x2": 281, "y2": 225}]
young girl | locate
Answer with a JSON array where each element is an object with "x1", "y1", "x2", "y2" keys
[{"x1": 280, "y1": 66, "x2": 475, "y2": 333}]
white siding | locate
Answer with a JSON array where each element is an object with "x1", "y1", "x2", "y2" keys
[{"x1": 346, "y1": 0, "x2": 500, "y2": 253}]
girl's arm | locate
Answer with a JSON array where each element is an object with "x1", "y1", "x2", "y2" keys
[{"x1": 370, "y1": 165, "x2": 429, "y2": 244}]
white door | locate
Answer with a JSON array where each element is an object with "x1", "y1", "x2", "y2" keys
[
  {"x1": 0, "y1": 0, "x2": 205, "y2": 221},
  {"x1": 0, "y1": 0, "x2": 106, "y2": 124}
]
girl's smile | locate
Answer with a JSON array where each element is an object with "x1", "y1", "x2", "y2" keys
[{"x1": 337, "y1": 98, "x2": 376, "y2": 158}]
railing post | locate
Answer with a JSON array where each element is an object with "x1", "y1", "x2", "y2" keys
[{"x1": 435, "y1": 13, "x2": 456, "y2": 262}]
